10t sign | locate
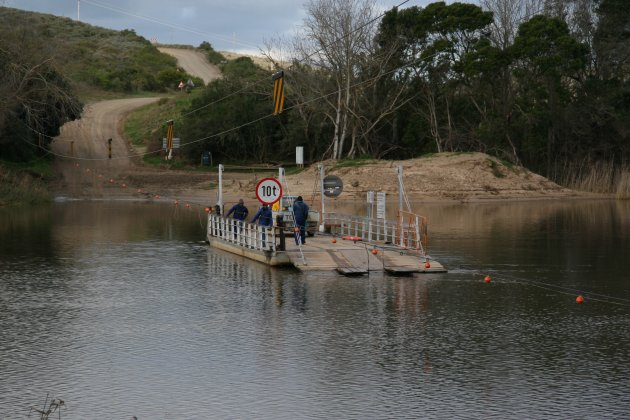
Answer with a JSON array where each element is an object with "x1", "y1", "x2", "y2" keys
[{"x1": 255, "y1": 178, "x2": 282, "y2": 205}]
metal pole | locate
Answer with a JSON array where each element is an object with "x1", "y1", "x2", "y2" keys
[
  {"x1": 77, "y1": 0, "x2": 80, "y2": 21},
  {"x1": 318, "y1": 163, "x2": 325, "y2": 232},
  {"x1": 217, "y1": 164, "x2": 224, "y2": 215},
  {"x1": 278, "y1": 167, "x2": 285, "y2": 187},
  {"x1": 397, "y1": 165, "x2": 404, "y2": 246}
]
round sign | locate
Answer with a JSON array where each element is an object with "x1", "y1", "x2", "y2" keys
[
  {"x1": 323, "y1": 175, "x2": 343, "y2": 197},
  {"x1": 255, "y1": 178, "x2": 282, "y2": 205}
]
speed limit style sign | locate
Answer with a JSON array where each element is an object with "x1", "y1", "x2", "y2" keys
[{"x1": 255, "y1": 178, "x2": 283, "y2": 205}]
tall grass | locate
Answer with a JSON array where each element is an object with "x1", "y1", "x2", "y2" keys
[
  {"x1": 616, "y1": 170, "x2": 630, "y2": 199},
  {"x1": 554, "y1": 159, "x2": 630, "y2": 198},
  {"x1": 0, "y1": 166, "x2": 51, "y2": 206}
]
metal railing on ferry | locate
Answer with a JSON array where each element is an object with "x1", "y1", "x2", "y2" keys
[
  {"x1": 323, "y1": 211, "x2": 428, "y2": 255},
  {"x1": 207, "y1": 214, "x2": 280, "y2": 252}
]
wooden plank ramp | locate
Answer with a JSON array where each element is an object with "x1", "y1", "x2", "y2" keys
[{"x1": 283, "y1": 235, "x2": 446, "y2": 274}]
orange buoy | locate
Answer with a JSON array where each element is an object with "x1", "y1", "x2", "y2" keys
[
  {"x1": 484, "y1": 275, "x2": 491, "y2": 283},
  {"x1": 331, "y1": 238, "x2": 337, "y2": 244},
  {"x1": 576, "y1": 295, "x2": 585, "y2": 304},
  {"x1": 425, "y1": 260, "x2": 431, "y2": 269},
  {"x1": 371, "y1": 249, "x2": 378, "y2": 255}
]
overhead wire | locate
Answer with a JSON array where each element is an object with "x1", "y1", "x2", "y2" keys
[
  {"x1": 21, "y1": 0, "x2": 414, "y2": 163},
  {"x1": 20, "y1": 0, "x2": 556, "y2": 164},
  {"x1": 39, "y1": 0, "x2": 549, "y2": 164},
  {"x1": 81, "y1": 0, "x2": 260, "y2": 51},
  {"x1": 25, "y1": 45, "x2": 441, "y2": 163}
]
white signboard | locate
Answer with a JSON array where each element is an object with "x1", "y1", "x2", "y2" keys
[
  {"x1": 162, "y1": 138, "x2": 181, "y2": 149},
  {"x1": 296, "y1": 146, "x2": 304, "y2": 165},
  {"x1": 367, "y1": 191, "x2": 374, "y2": 204},
  {"x1": 255, "y1": 178, "x2": 282, "y2": 205},
  {"x1": 376, "y1": 192, "x2": 386, "y2": 219}
]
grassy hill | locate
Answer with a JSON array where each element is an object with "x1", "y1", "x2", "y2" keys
[{"x1": 0, "y1": 6, "x2": 200, "y2": 99}]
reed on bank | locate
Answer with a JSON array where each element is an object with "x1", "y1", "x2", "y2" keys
[{"x1": 555, "y1": 159, "x2": 630, "y2": 199}]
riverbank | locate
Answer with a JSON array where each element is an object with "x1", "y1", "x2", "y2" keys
[{"x1": 44, "y1": 151, "x2": 610, "y2": 208}]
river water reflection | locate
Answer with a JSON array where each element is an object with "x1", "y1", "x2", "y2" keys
[{"x1": 1, "y1": 200, "x2": 629, "y2": 419}]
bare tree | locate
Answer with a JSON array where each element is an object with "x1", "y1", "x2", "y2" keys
[
  {"x1": 481, "y1": 0, "x2": 545, "y2": 48},
  {"x1": 0, "y1": 47, "x2": 82, "y2": 158},
  {"x1": 294, "y1": 0, "x2": 379, "y2": 160}
]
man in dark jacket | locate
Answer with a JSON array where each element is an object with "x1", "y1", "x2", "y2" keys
[
  {"x1": 292, "y1": 196, "x2": 309, "y2": 245},
  {"x1": 251, "y1": 205, "x2": 273, "y2": 248},
  {"x1": 251, "y1": 205, "x2": 273, "y2": 226},
  {"x1": 225, "y1": 199, "x2": 249, "y2": 221},
  {"x1": 225, "y1": 199, "x2": 249, "y2": 239}
]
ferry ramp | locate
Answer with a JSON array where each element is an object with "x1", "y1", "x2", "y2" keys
[{"x1": 284, "y1": 235, "x2": 446, "y2": 275}]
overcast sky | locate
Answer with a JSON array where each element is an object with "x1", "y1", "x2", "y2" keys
[{"x1": 4, "y1": 0, "x2": 443, "y2": 54}]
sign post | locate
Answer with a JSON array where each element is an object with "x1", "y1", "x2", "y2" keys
[
  {"x1": 255, "y1": 178, "x2": 282, "y2": 205},
  {"x1": 376, "y1": 192, "x2": 386, "y2": 219},
  {"x1": 323, "y1": 175, "x2": 343, "y2": 198}
]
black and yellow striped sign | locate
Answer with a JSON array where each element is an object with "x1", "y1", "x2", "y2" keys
[
  {"x1": 166, "y1": 120, "x2": 174, "y2": 149},
  {"x1": 272, "y1": 70, "x2": 285, "y2": 115}
]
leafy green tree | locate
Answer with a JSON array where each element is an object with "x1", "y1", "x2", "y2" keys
[
  {"x1": 510, "y1": 15, "x2": 588, "y2": 174},
  {"x1": 178, "y1": 57, "x2": 285, "y2": 163},
  {"x1": 375, "y1": 2, "x2": 493, "y2": 153}
]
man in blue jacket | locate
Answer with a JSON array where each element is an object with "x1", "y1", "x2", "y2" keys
[
  {"x1": 251, "y1": 204, "x2": 273, "y2": 247},
  {"x1": 292, "y1": 196, "x2": 309, "y2": 245},
  {"x1": 225, "y1": 199, "x2": 249, "y2": 239},
  {"x1": 251, "y1": 204, "x2": 273, "y2": 226},
  {"x1": 225, "y1": 199, "x2": 249, "y2": 221}
]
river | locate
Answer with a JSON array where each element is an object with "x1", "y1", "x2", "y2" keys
[{"x1": 1, "y1": 199, "x2": 629, "y2": 419}]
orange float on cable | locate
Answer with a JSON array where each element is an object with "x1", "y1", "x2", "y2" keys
[
  {"x1": 484, "y1": 275, "x2": 491, "y2": 283},
  {"x1": 371, "y1": 249, "x2": 378, "y2": 255},
  {"x1": 425, "y1": 260, "x2": 431, "y2": 269},
  {"x1": 576, "y1": 295, "x2": 585, "y2": 304}
]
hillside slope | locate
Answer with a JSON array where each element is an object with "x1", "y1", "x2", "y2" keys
[{"x1": 0, "y1": 6, "x2": 178, "y2": 97}]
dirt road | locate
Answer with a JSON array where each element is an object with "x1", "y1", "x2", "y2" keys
[
  {"x1": 158, "y1": 47, "x2": 222, "y2": 85},
  {"x1": 50, "y1": 48, "x2": 225, "y2": 201}
]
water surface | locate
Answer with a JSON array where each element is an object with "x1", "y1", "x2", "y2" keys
[{"x1": 1, "y1": 200, "x2": 628, "y2": 419}]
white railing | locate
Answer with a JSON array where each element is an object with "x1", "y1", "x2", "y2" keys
[
  {"x1": 323, "y1": 212, "x2": 428, "y2": 255},
  {"x1": 207, "y1": 214, "x2": 278, "y2": 252}
]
